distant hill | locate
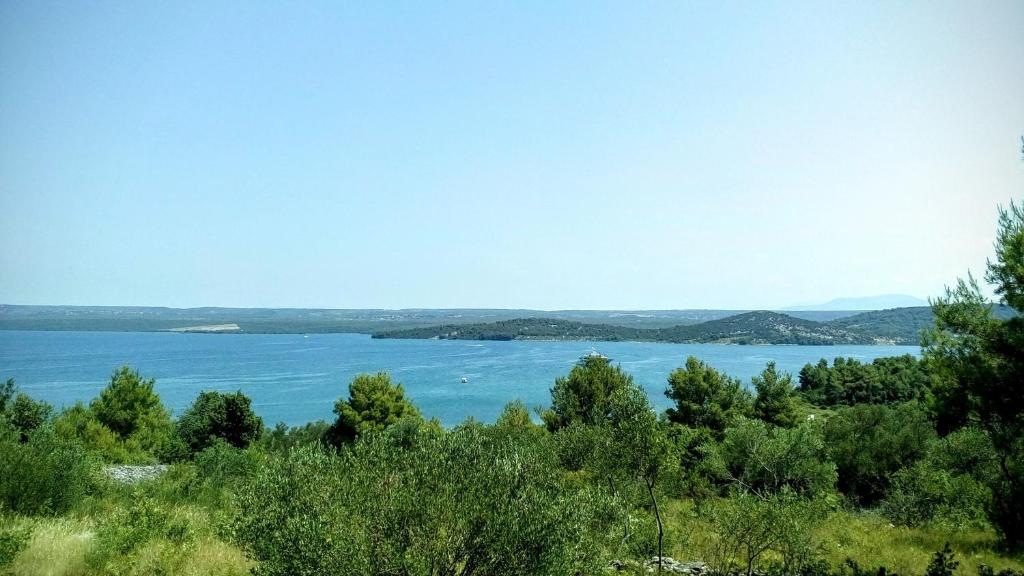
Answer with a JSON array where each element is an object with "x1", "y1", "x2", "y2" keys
[
  {"x1": 374, "y1": 305, "x2": 1019, "y2": 345},
  {"x1": 784, "y1": 294, "x2": 928, "y2": 311},
  {"x1": 4, "y1": 304, "x2": 1014, "y2": 343},
  {"x1": 827, "y1": 304, "x2": 1018, "y2": 345},
  {"x1": 377, "y1": 311, "x2": 883, "y2": 345},
  {"x1": 0, "y1": 305, "x2": 856, "y2": 333}
]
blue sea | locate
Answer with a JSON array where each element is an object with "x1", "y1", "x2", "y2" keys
[{"x1": 0, "y1": 331, "x2": 918, "y2": 427}]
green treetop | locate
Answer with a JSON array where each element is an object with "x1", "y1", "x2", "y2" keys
[
  {"x1": 543, "y1": 354, "x2": 634, "y2": 431},
  {"x1": 327, "y1": 372, "x2": 421, "y2": 445},
  {"x1": 664, "y1": 356, "x2": 751, "y2": 437}
]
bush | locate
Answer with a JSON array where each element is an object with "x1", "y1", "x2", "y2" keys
[
  {"x1": 704, "y1": 490, "x2": 827, "y2": 576},
  {"x1": 712, "y1": 418, "x2": 837, "y2": 497},
  {"x1": 229, "y1": 424, "x2": 612, "y2": 576},
  {"x1": 87, "y1": 494, "x2": 194, "y2": 571},
  {"x1": 259, "y1": 420, "x2": 331, "y2": 452},
  {"x1": 175, "y1": 390, "x2": 263, "y2": 456},
  {"x1": 0, "y1": 523, "x2": 31, "y2": 567},
  {"x1": 823, "y1": 402, "x2": 936, "y2": 505},
  {"x1": 53, "y1": 402, "x2": 154, "y2": 464},
  {"x1": 883, "y1": 427, "x2": 1000, "y2": 529},
  {"x1": 0, "y1": 426, "x2": 97, "y2": 515}
]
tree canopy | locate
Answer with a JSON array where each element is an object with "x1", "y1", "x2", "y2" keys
[
  {"x1": 327, "y1": 372, "x2": 421, "y2": 445},
  {"x1": 664, "y1": 356, "x2": 751, "y2": 436},
  {"x1": 543, "y1": 354, "x2": 634, "y2": 431},
  {"x1": 176, "y1": 390, "x2": 263, "y2": 455}
]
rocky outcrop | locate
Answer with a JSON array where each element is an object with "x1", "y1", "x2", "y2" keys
[
  {"x1": 607, "y1": 557, "x2": 708, "y2": 574},
  {"x1": 104, "y1": 465, "x2": 168, "y2": 484}
]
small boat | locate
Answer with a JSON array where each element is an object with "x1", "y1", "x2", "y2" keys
[{"x1": 460, "y1": 377, "x2": 469, "y2": 384}]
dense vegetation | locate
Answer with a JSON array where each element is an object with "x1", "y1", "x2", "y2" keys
[
  {"x1": 373, "y1": 308, "x2": 970, "y2": 345},
  {"x1": 2, "y1": 200, "x2": 1023, "y2": 574}
]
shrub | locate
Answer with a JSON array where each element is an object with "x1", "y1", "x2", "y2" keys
[
  {"x1": 53, "y1": 402, "x2": 156, "y2": 463},
  {"x1": 704, "y1": 489, "x2": 826, "y2": 576},
  {"x1": 712, "y1": 418, "x2": 837, "y2": 497},
  {"x1": 87, "y1": 494, "x2": 194, "y2": 571},
  {"x1": 229, "y1": 425, "x2": 612, "y2": 576},
  {"x1": 175, "y1": 390, "x2": 263, "y2": 456},
  {"x1": 883, "y1": 427, "x2": 999, "y2": 528},
  {"x1": 259, "y1": 420, "x2": 331, "y2": 452},
  {"x1": 0, "y1": 523, "x2": 31, "y2": 567},
  {"x1": 823, "y1": 402, "x2": 936, "y2": 504},
  {"x1": 924, "y1": 543, "x2": 958, "y2": 576},
  {"x1": 0, "y1": 426, "x2": 97, "y2": 515}
]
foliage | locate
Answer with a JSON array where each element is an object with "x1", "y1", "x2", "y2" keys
[
  {"x1": 0, "y1": 523, "x2": 31, "y2": 568},
  {"x1": 704, "y1": 490, "x2": 826, "y2": 576},
  {"x1": 924, "y1": 198, "x2": 1024, "y2": 548},
  {"x1": 175, "y1": 390, "x2": 263, "y2": 456},
  {"x1": 602, "y1": 384, "x2": 670, "y2": 565},
  {"x1": 0, "y1": 380, "x2": 53, "y2": 442},
  {"x1": 258, "y1": 420, "x2": 330, "y2": 452},
  {"x1": 229, "y1": 425, "x2": 612, "y2": 576},
  {"x1": 664, "y1": 356, "x2": 751, "y2": 437},
  {"x1": 712, "y1": 418, "x2": 837, "y2": 497},
  {"x1": 798, "y1": 355, "x2": 932, "y2": 407},
  {"x1": 662, "y1": 423, "x2": 718, "y2": 497},
  {"x1": 883, "y1": 427, "x2": 998, "y2": 529},
  {"x1": 53, "y1": 402, "x2": 150, "y2": 463},
  {"x1": 752, "y1": 362, "x2": 799, "y2": 428},
  {"x1": 0, "y1": 426, "x2": 97, "y2": 516},
  {"x1": 923, "y1": 543, "x2": 958, "y2": 576},
  {"x1": 326, "y1": 372, "x2": 421, "y2": 446},
  {"x1": 543, "y1": 354, "x2": 633, "y2": 431},
  {"x1": 87, "y1": 494, "x2": 196, "y2": 572},
  {"x1": 92, "y1": 366, "x2": 170, "y2": 439},
  {"x1": 823, "y1": 402, "x2": 936, "y2": 505}
]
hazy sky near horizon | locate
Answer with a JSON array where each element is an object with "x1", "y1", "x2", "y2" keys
[{"x1": 2, "y1": 2, "x2": 1022, "y2": 310}]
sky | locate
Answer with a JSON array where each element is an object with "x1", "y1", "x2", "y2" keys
[{"x1": 1, "y1": 2, "x2": 1022, "y2": 310}]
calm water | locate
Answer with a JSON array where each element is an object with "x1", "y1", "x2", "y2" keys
[{"x1": 0, "y1": 331, "x2": 918, "y2": 427}]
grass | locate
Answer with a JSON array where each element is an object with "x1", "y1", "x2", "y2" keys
[
  {"x1": 1, "y1": 501, "x2": 251, "y2": 576},
  {"x1": 659, "y1": 498, "x2": 1024, "y2": 575}
]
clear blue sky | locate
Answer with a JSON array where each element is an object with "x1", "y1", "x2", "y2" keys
[{"x1": 1, "y1": 1, "x2": 1022, "y2": 310}]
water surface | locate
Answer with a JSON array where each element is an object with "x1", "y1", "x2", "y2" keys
[{"x1": 0, "y1": 331, "x2": 918, "y2": 426}]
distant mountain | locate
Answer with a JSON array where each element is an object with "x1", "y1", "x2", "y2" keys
[{"x1": 784, "y1": 294, "x2": 928, "y2": 311}]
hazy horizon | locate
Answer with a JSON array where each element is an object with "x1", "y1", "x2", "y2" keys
[{"x1": 2, "y1": 2, "x2": 1022, "y2": 310}]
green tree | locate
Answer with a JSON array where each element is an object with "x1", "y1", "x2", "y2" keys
[
  {"x1": 924, "y1": 197, "x2": 1024, "y2": 548},
  {"x1": 664, "y1": 356, "x2": 751, "y2": 437},
  {"x1": 823, "y1": 402, "x2": 936, "y2": 505},
  {"x1": 10, "y1": 393, "x2": 53, "y2": 442},
  {"x1": 91, "y1": 366, "x2": 170, "y2": 440},
  {"x1": 0, "y1": 380, "x2": 53, "y2": 442},
  {"x1": 327, "y1": 372, "x2": 421, "y2": 446},
  {"x1": 752, "y1": 362, "x2": 799, "y2": 428},
  {"x1": 713, "y1": 418, "x2": 836, "y2": 497},
  {"x1": 175, "y1": 390, "x2": 263, "y2": 455},
  {"x1": 543, "y1": 354, "x2": 634, "y2": 431},
  {"x1": 604, "y1": 384, "x2": 669, "y2": 569}
]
